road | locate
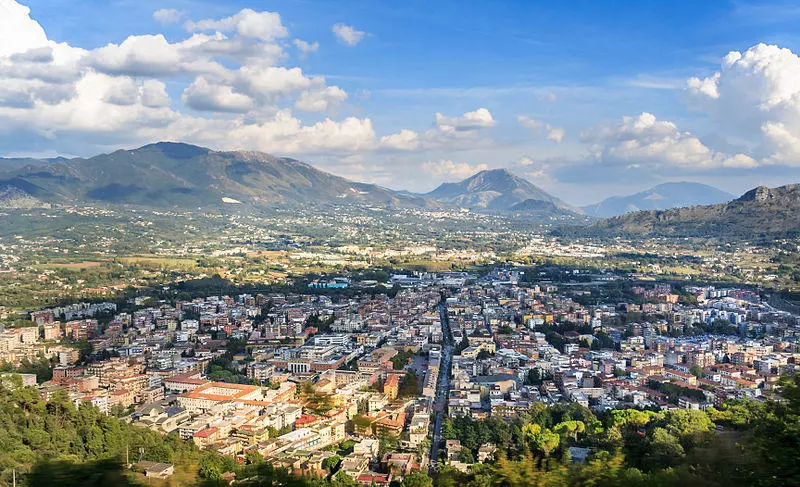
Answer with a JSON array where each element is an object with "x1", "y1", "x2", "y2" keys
[{"x1": 428, "y1": 301, "x2": 454, "y2": 473}]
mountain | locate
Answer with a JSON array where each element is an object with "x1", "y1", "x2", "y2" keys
[
  {"x1": 582, "y1": 182, "x2": 734, "y2": 217},
  {"x1": 590, "y1": 184, "x2": 800, "y2": 238},
  {"x1": 0, "y1": 185, "x2": 49, "y2": 209},
  {"x1": 0, "y1": 142, "x2": 435, "y2": 209},
  {"x1": 0, "y1": 156, "x2": 65, "y2": 172},
  {"x1": 425, "y1": 168, "x2": 572, "y2": 211}
]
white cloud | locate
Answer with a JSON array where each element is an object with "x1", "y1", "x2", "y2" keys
[
  {"x1": 332, "y1": 24, "x2": 366, "y2": 46},
  {"x1": 141, "y1": 80, "x2": 170, "y2": 108},
  {"x1": 186, "y1": 9, "x2": 288, "y2": 41},
  {"x1": 293, "y1": 39, "x2": 319, "y2": 57},
  {"x1": 420, "y1": 159, "x2": 488, "y2": 180},
  {"x1": 295, "y1": 86, "x2": 348, "y2": 112},
  {"x1": 193, "y1": 110, "x2": 377, "y2": 154},
  {"x1": 235, "y1": 65, "x2": 316, "y2": 101},
  {"x1": 89, "y1": 35, "x2": 184, "y2": 77},
  {"x1": 687, "y1": 43, "x2": 800, "y2": 166},
  {"x1": 513, "y1": 156, "x2": 551, "y2": 179},
  {"x1": 153, "y1": 8, "x2": 182, "y2": 24},
  {"x1": 435, "y1": 107, "x2": 497, "y2": 131},
  {"x1": 517, "y1": 115, "x2": 565, "y2": 142},
  {"x1": 379, "y1": 129, "x2": 420, "y2": 151},
  {"x1": 375, "y1": 109, "x2": 497, "y2": 153},
  {"x1": 182, "y1": 76, "x2": 253, "y2": 113},
  {"x1": 0, "y1": 1, "x2": 385, "y2": 158},
  {"x1": 0, "y1": 0, "x2": 48, "y2": 58},
  {"x1": 582, "y1": 112, "x2": 754, "y2": 169}
]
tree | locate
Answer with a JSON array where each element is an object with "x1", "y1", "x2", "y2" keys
[
  {"x1": 245, "y1": 450, "x2": 265, "y2": 465},
  {"x1": 689, "y1": 364, "x2": 704, "y2": 378},
  {"x1": 533, "y1": 431, "x2": 560, "y2": 457},
  {"x1": 525, "y1": 368, "x2": 542, "y2": 386},
  {"x1": 391, "y1": 349, "x2": 415, "y2": 370},
  {"x1": 402, "y1": 471, "x2": 434, "y2": 487},
  {"x1": 499, "y1": 325, "x2": 515, "y2": 335},
  {"x1": 323, "y1": 455, "x2": 341, "y2": 473},
  {"x1": 553, "y1": 420, "x2": 585, "y2": 443},
  {"x1": 522, "y1": 423, "x2": 561, "y2": 457},
  {"x1": 398, "y1": 371, "x2": 420, "y2": 398},
  {"x1": 643, "y1": 427, "x2": 685, "y2": 470},
  {"x1": 331, "y1": 471, "x2": 357, "y2": 487},
  {"x1": 661, "y1": 409, "x2": 714, "y2": 449}
]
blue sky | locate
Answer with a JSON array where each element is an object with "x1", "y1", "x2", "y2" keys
[{"x1": 3, "y1": 0, "x2": 800, "y2": 204}]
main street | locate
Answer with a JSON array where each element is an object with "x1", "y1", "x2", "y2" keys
[{"x1": 428, "y1": 301, "x2": 454, "y2": 473}]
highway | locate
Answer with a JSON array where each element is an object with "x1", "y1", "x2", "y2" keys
[{"x1": 428, "y1": 301, "x2": 454, "y2": 473}]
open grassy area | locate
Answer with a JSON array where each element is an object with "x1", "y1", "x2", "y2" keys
[
  {"x1": 40, "y1": 261, "x2": 104, "y2": 270},
  {"x1": 119, "y1": 256, "x2": 200, "y2": 269}
]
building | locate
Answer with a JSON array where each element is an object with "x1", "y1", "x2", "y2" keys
[
  {"x1": 384, "y1": 374, "x2": 400, "y2": 400},
  {"x1": 178, "y1": 382, "x2": 263, "y2": 412}
]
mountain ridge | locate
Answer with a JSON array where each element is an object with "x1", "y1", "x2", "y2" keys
[
  {"x1": 590, "y1": 183, "x2": 800, "y2": 238},
  {"x1": 0, "y1": 142, "x2": 438, "y2": 209},
  {"x1": 582, "y1": 181, "x2": 734, "y2": 217},
  {"x1": 424, "y1": 168, "x2": 572, "y2": 211}
]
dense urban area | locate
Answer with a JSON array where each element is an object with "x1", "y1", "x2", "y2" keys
[{"x1": 2, "y1": 203, "x2": 800, "y2": 487}]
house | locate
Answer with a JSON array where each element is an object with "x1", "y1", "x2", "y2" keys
[
  {"x1": 477, "y1": 444, "x2": 497, "y2": 462},
  {"x1": 382, "y1": 452, "x2": 419, "y2": 476},
  {"x1": 340, "y1": 454, "x2": 370, "y2": 480},
  {"x1": 357, "y1": 472, "x2": 392, "y2": 486},
  {"x1": 134, "y1": 461, "x2": 175, "y2": 479},
  {"x1": 384, "y1": 374, "x2": 401, "y2": 400}
]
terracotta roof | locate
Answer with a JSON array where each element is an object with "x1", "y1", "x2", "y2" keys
[{"x1": 194, "y1": 427, "x2": 219, "y2": 438}]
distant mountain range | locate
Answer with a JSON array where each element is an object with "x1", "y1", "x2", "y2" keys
[
  {"x1": 2, "y1": 143, "x2": 795, "y2": 238},
  {"x1": 0, "y1": 142, "x2": 436, "y2": 209},
  {"x1": 424, "y1": 168, "x2": 572, "y2": 211},
  {"x1": 582, "y1": 182, "x2": 734, "y2": 218},
  {"x1": 0, "y1": 144, "x2": 575, "y2": 218},
  {"x1": 590, "y1": 184, "x2": 800, "y2": 238}
]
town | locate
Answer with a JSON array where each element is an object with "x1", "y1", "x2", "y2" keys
[{"x1": 2, "y1": 266, "x2": 797, "y2": 484}]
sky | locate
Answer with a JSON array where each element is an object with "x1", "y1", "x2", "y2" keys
[{"x1": 3, "y1": 0, "x2": 800, "y2": 205}]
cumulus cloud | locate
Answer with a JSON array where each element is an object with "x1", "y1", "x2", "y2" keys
[
  {"x1": 293, "y1": 39, "x2": 319, "y2": 58},
  {"x1": 295, "y1": 86, "x2": 348, "y2": 112},
  {"x1": 375, "y1": 109, "x2": 497, "y2": 153},
  {"x1": 0, "y1": 1, "x2": 393, "y2": 159},
  {"x1": 185, "y1": 9, "x2": 288, "y2": 41},
  {"x1": 0, "y1": 0, "x2": 48, "y2": 58},
  {"x1": 332, "y1": 24, "x2": 367, "y2": 46},
  {"x1": 687, "y1": 43, "x2": 800, "y2": 166},
  {"x1": 435, "y1": 108, "x2": 497, "y2": 131},
  {"x1": 89, "y1": 35, "x2": 186, "y2": 77},
  {"x1": 582, "y1": 112, "x2": 755, "y2": 170},
  {"x1": 517, "y1": 115, "x2": 565, "y2": 142},
  {"x1": 420, "y1": 159, "x2": 488, "y2": 180},
  {"x1": 182, "y1": 76, "x2": 253, "y2": 113},
  {"x1": 153, "y1": 8, "x2": 182, "y2": 24},
  {"x1": 379, "y1": 129, "x2": 420, "y2": 151}
]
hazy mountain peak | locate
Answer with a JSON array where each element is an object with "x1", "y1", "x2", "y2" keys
[
  {"x1": 425, "y1": 167, "x2": 571, "y2": 211},
  {"x1": 582, "y1": 181, "x2": 734, "y2": 218}
]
